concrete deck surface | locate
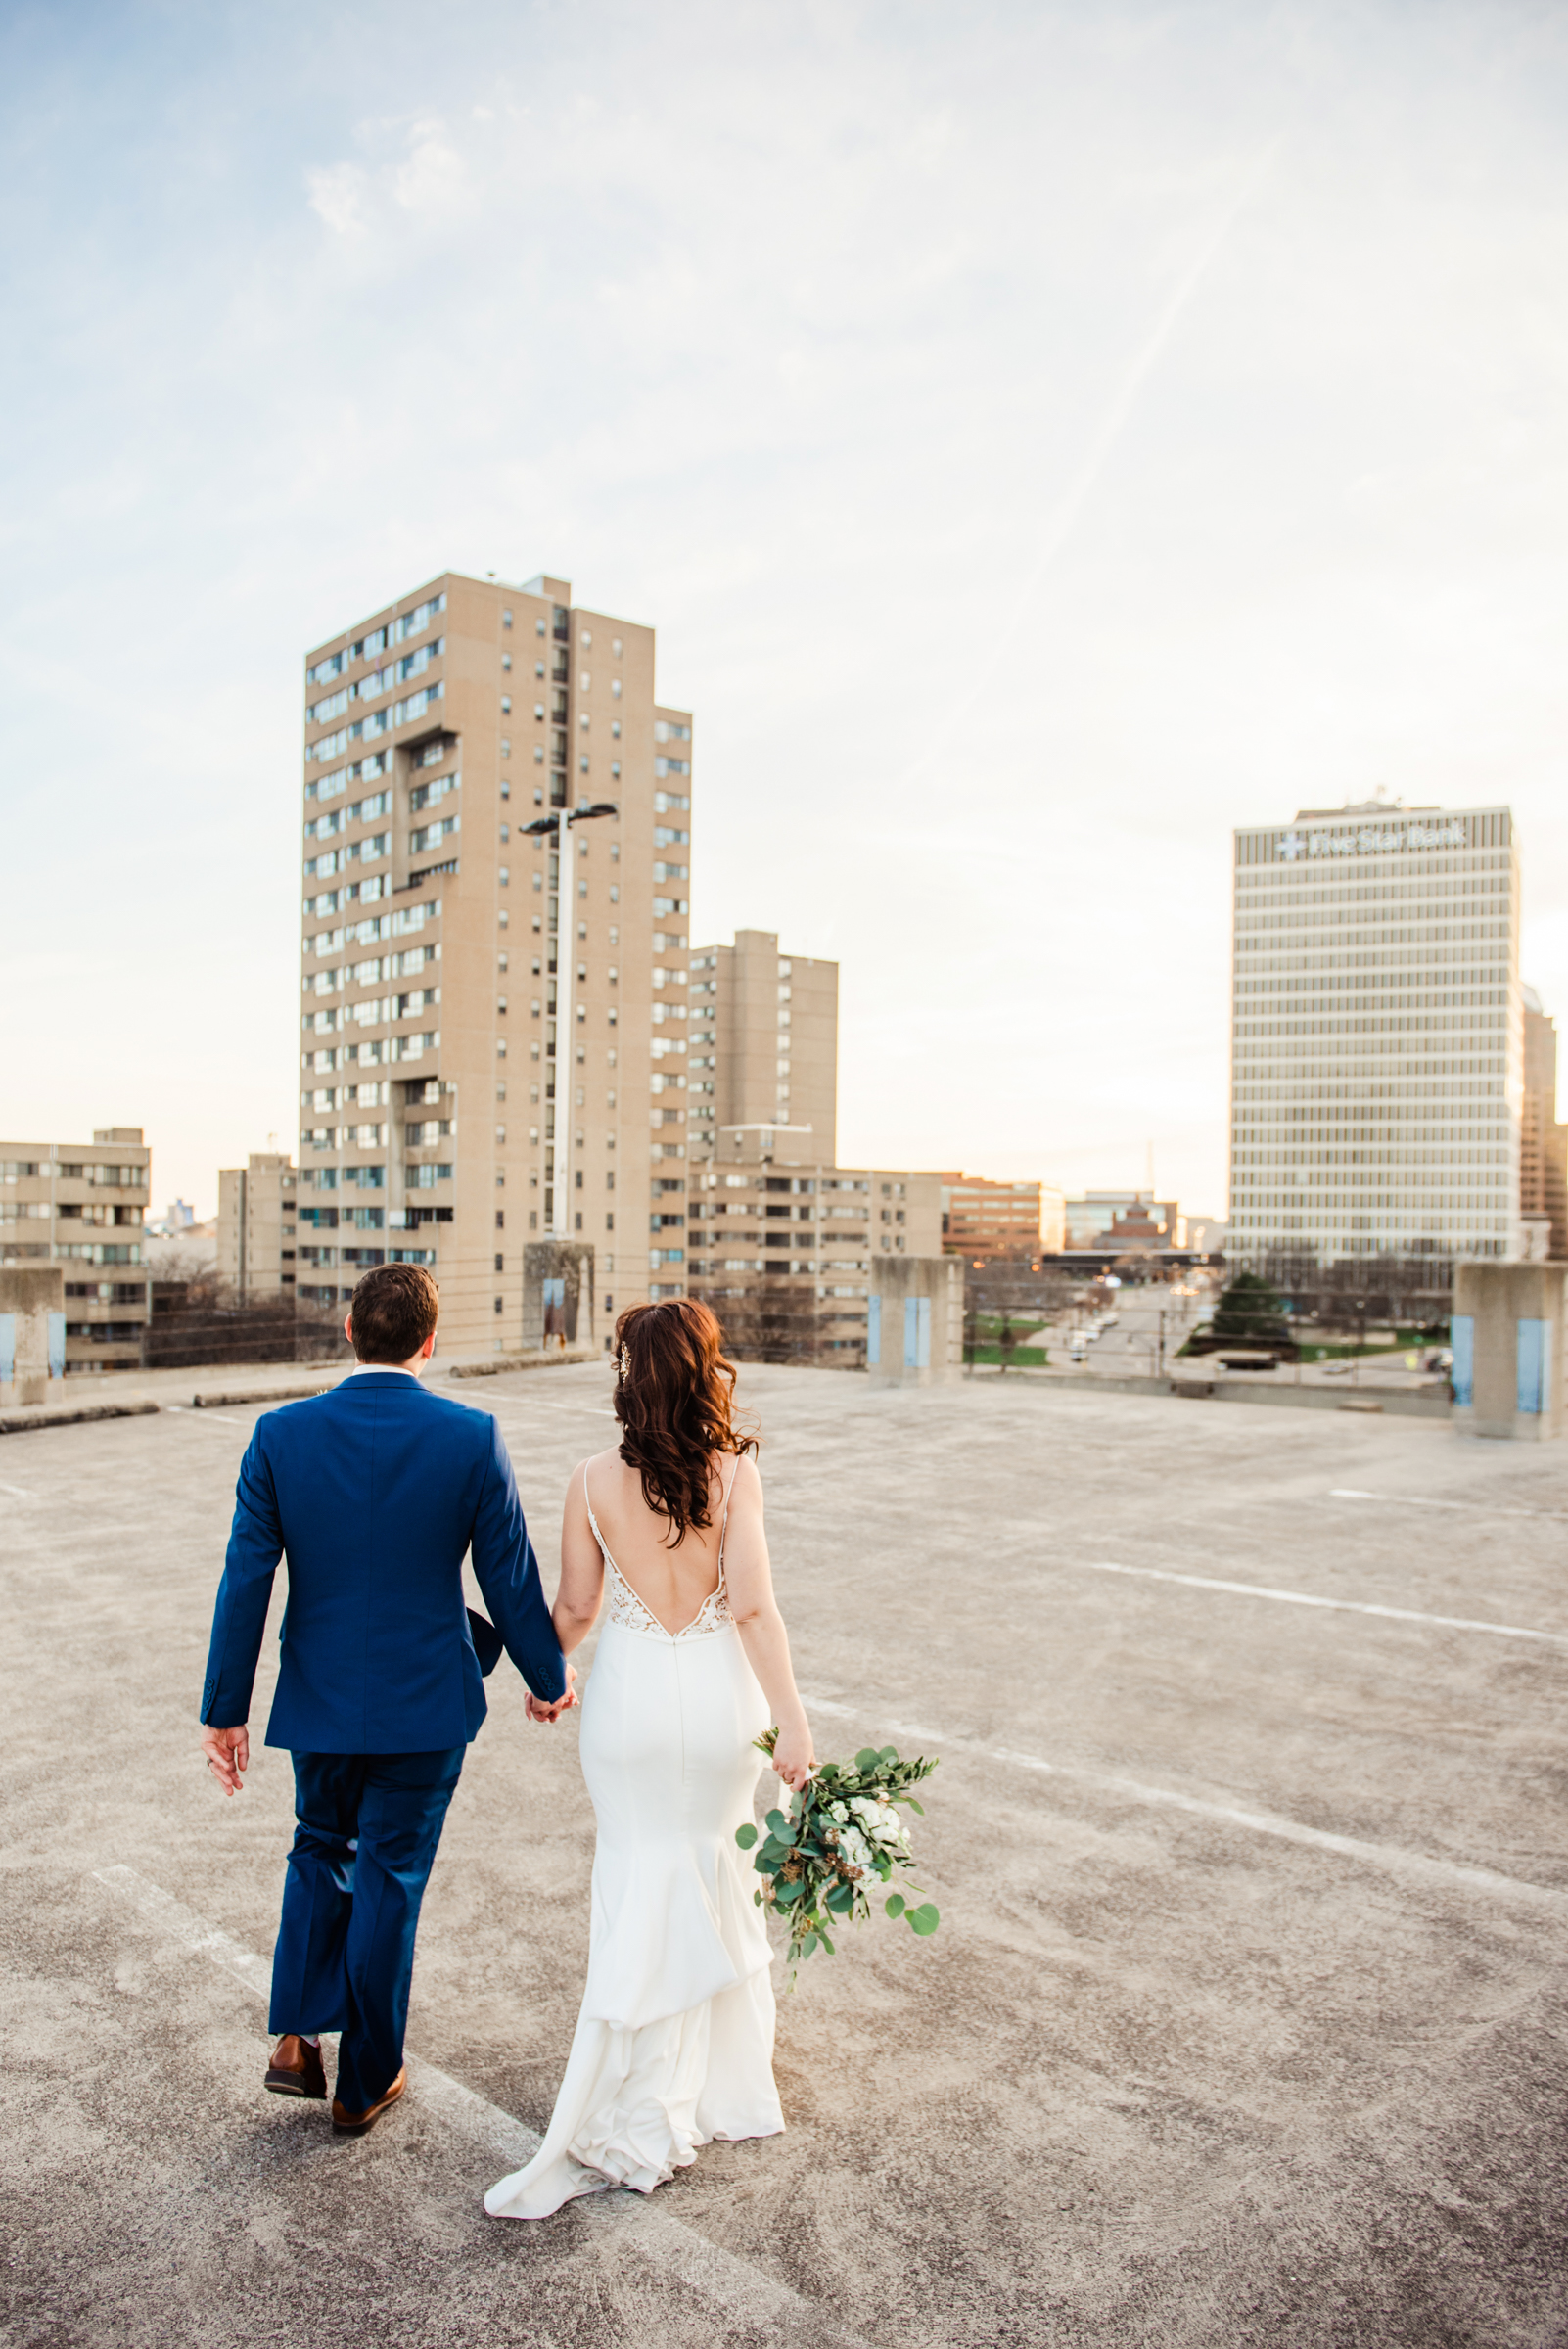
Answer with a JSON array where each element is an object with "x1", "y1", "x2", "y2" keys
[{"x1": 1, "y1": 1364, "x2": 1565, "y2": 2347}]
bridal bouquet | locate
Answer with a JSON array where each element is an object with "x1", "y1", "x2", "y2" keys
[{"x1": 737, "y1": 1731, "x2": 940, "y2": 1982}]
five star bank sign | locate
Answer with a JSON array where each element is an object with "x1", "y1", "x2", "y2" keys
[{"x1": 1274, "y1": 816, "x2": 1468, "y2": 863}]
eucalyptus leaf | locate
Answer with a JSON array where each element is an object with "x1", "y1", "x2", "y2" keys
[
  {"x1": 818, "y1": 1930, "x2": 836, "y2": 1955},
  {"x1": 905, "y1": 1798, "x2": 925, "y2": 1815},
  {"x1": 854, "y1": 1747, "x2": 879, "y2": 1772},
  {"x1": 765, "y1": 1810, "x2": 790, "y2": 1836},
  {"x1": 801, "y1": 1932, "x2": 819, "y2": 1958},
  {"x1": 885, "y1": 1893, "x2": 906, "y2": 1917},
  {"x1": 735, "y1": 1822, "x2": 759, "y2": 1850},
  {"x1": 907, "y1": 1904, "x2": 941, "y2": 1936},
  {"x1": 773, "y1": 1878, "x2": 806, "y2": 1907}
]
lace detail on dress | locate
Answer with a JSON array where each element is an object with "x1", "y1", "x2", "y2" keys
[
  {"x1": 588, "y1": 1460, "x2": 738, "y2": 1642},
  {"x1": 601, "y1": 1553, "x2": 733, "y2": 1640}
]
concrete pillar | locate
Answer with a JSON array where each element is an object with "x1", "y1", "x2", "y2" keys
[
  {"x1": 865, "y1": 1255, "x2": 963, "y2": 1388},
  {"x1": 0, "y1": 1266, "x2": 67, "y2": 1406},
  {"x1": 522, "y1": 1241, "x2": 596, "y2": 1353},
  {"x1": 1452, "y1": 1260, "x2": 1566, "y2": 1441}
]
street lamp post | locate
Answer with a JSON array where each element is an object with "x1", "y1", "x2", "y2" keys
[{"x1": 519, "y1": 798, "x2": 619, "y2": 1237}]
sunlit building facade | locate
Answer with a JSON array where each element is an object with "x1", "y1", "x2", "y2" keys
[{"x1": 1228, "y1": 801, "x2": 1521, "y2": 1299}]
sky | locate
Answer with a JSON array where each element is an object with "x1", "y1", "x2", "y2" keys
[{"x1": 6, "y1": 0, "x2": 1568, "y2": 1221}]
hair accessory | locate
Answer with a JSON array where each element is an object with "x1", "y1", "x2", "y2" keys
[{"x1": 618, "y1": 1345, "x2": 631, "y2": 1379}]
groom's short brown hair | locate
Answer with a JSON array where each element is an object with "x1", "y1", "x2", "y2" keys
[{"x1": 348, "y1": 1264, "x2": 439, "y2": 1362}]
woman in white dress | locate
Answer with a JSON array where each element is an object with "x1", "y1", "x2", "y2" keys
[{"x1": 484, "y1": 1298, "x2": 814, "y2": 2222}]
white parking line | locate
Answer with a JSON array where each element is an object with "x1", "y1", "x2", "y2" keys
[
  {"x1": 167, "y1": 1405, "x2": 247, "y2": 1428},
  {"x1": 800, "y1": 1699, "x2": 1568, "y2": 1913},
  {"x1": 92, "y1": 1865, "x2": 869, "y2": 2347},
  {"x1": 1331, "y1": 1486, "x2": 1568, "y2": 1522},
  {"x1": 1074, "y1": 1558, "x2": 1568, "y2": 1647}
]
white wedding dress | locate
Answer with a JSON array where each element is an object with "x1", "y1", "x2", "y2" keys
[{"x1": 484, "y1": 1460, "x2": 784, "y2": 2220}]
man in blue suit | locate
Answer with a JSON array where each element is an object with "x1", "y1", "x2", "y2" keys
[{"x1": 198, "y1": 1263, "x2": 572, "y2": 2134}]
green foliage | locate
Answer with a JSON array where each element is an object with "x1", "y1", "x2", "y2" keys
[
  {"x1": 1210, "y1": 1269, "x2": 1291, "y2": 1342},
  {"x1": 738, "y1": 1730, "x2": 942, "y2": 1985}
]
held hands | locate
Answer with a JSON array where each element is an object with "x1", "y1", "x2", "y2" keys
[
  {"x1": 526, "y1": 1663, "x2": 578, "y2": 1727},
  {"x1": 201, "y1": 1725, "x2": 250, "y2": 1796}
]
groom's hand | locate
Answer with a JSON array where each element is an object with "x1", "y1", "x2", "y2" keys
[
  {"x1": 526, "y1": 1664, "x2": 577, "y2": 1725},
  {"x1": 201, "y1": 1725, "x2": 250, "y2": 1796}
]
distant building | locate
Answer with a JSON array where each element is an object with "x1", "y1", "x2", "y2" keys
[
  {"x1": 1519, "y1": 987, "x2": 1568, "y2": 1260},
  {"x1": 1229, "y1": 802, "x2": 1519, "y2": 1306},
  {"x1": 0, "y1": 1128, "x2": 151, "y2": 1374},
  {"x1": 299, "y1": 568, "x2": 690, "y2": 1353},
  {"x1": 686, "y1": 1132, "x2": 941, "y2": 1365},
  {"x1": 939, "y1": 1174, "x2": 1059, "y2": 1258},
  {"x1": 687, "y1": 930, "x2": 838, "y2": 1165},
  {"x1": 217, "y1": 1153, "x2": 300, "y2": 1300},
  {"x1": 1063, "y1": 1191, "x2": 1183, "y2": 1251}
]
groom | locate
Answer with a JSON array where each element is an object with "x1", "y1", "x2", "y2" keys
[{"x1": 198, "y1": 1263, "x2": 572, "y2": 2133}]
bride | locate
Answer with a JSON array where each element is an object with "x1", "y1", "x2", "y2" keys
[{"x1": 484, "y1": 1297, "x2": 814, "y2": 2221}]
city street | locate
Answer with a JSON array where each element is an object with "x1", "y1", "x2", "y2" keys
[{"x1": 2, "y1": 1361, "x2": 1564, "y2": 2347}]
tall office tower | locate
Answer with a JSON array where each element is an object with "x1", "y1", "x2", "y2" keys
[
  {"x1": 687, "y1": 930, "x2": 838, "y2": 1161},
  {"x1": 216, "y1": 1153, "x2": 300, "y2": 1300},
  {"x1": 299, "y1": 572, "x2": 693, "y2": 1357},
  {"x1": 0, "y1": 1128, "x2": 150, "y2": 1372},
  {"x1": 1229, "y1": 801, "x2": 1521, "y2": 1311},
  {"x1": 1519, "y1": 987, "x2": 1568, "y2": 1259}
]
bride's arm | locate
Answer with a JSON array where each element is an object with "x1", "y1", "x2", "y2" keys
[
  {"x1": 723, "y1": 1458, "x2": 814, "y2": 1792},
  {"x1": 552, "y1": 1459, "x2": 606, "y2": 1658}
]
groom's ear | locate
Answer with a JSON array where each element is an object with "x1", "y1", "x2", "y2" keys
[{"x1": 344, "y1": 1312, "x2": 354, "y2": 1350}]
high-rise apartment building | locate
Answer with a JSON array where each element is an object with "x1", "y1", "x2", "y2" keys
[
  {"x1": 687, "y1": 930, "x2": 838, "y2": 1162},
  {"x1": 1229, "y1": 801, "x2": 1520, "y2": 1295},
  {"x1": 217, "y1": 1153, "x2": 300, "y2": 1299},
  {"x1": 299, "y1": 572, "x2": 692, "y2": 1355},
  {"x1": 0, "y1": 1128, "x2": 150, "y2": 1372},
  {"x1": 1519, "y1": 987, "x2": 1568, "y2": 1259}
]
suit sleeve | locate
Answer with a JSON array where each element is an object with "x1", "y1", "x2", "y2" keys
[
  {"x1": 470, "y1": 1418, "x2": 568, "y2": 1703},
  {"x1": 200, "y1": 1424, "x2": 285, "y2": 1727}
]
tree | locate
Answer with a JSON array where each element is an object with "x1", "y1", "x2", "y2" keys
[{"x1": 1209, "y1": 1269, "x2": 1291, "y2": 1344}]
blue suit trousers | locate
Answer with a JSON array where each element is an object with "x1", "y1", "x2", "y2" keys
[{"x1": 269, "y1": 1747, "x2": 465, "y2": 2114}]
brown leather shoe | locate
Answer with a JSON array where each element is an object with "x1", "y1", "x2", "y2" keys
[
  {"x1": 265, "y1": 2035, "x2": 327, "y2": 2100},
  {"x1": 331, "y1": 2066, "x2": 407, "y2": 2135}
]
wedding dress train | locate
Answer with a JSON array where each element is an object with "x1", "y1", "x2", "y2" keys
[{"x1": 484, "y1": 1465, "x2": 783, "y2": 2220}]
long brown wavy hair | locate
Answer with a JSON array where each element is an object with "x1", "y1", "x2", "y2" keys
[{"x1": 613, "y1": 1299, "x2": 757, "y2": 1544}]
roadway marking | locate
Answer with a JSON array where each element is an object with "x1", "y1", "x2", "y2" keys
[
  {"x1": 1075, "y1": 1558, "x2": 1568, "y2": 1647},
  {"x1": 799, "y1": 1700, "x2": 1568, "y2": 1912},
  {"x1": 167, "y1": 1405, "x2": 247, "y2": 1427},
  {"x1": 1332, "y1": 1487, "x2": 1568, "y2": 1522},
  {"x1": 92, "y1": 1865, "x2": 868, "y2": 2348},
  {"x1": 0, "y1": 1478, "x2": 35, "y2": 1497}
]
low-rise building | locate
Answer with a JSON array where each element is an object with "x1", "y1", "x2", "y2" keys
[
  {"x1": 217, "y1": 1153, "x2": 300, "y2": 1300},
  {"x1": 0, "y1": 1128, "x2": 151, "y2": 1373},
  {"x1": 940, "y1": 1174, "x2": 1061, "y2": 1259},
  {"x1": 686, "y1": 1131, "x2": 941, "y2": 1365},
  {"x1": 1063, "y1": 1190, "x2": 1183, "y2": 1250}
]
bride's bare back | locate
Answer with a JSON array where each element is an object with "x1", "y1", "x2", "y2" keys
[{"x1": 572, "y1": 1447, "x2": 737, "y2": 1636}]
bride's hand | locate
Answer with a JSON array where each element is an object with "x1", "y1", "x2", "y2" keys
[{"x1": 771, "y1": 1724, "x2": 814, "y2": 1792}]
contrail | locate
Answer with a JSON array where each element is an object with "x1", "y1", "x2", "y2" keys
[{"x1": 899, "y1": 140, "x2": 1280, "y2": 791}]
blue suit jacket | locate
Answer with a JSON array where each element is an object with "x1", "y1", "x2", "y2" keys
[{"x1": 200, "y1": 1372, "x2": 566, "y2": 1753}]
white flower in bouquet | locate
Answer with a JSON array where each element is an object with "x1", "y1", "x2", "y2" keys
[{"x1": 736, "y1": 1735, "x2": 941, "y2": 1984}]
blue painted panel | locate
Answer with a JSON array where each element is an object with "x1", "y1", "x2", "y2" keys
[
  {"x1": 0, "y1": 1315, "x2": 14, "y2": 1386},
  {"x1": 1451, "y1": 1314, "x2": 1474, "y2": 1406},
  {"x1": 915, "y1": 1295, "x2": 931, "y2": 1369},
  {"x1": 903, "y1": 1297, "x2": 918, "y2": 1368},
  {"x1": 1517, "y1": 1317, "x2": 1546, "y2": 1415},
  {"x1": 866, "y1": 1294, "x2": 880, "y2": 1366},
  {"x1": 47, "y1": 1313, "x2": 66, "y2": 1379}
]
